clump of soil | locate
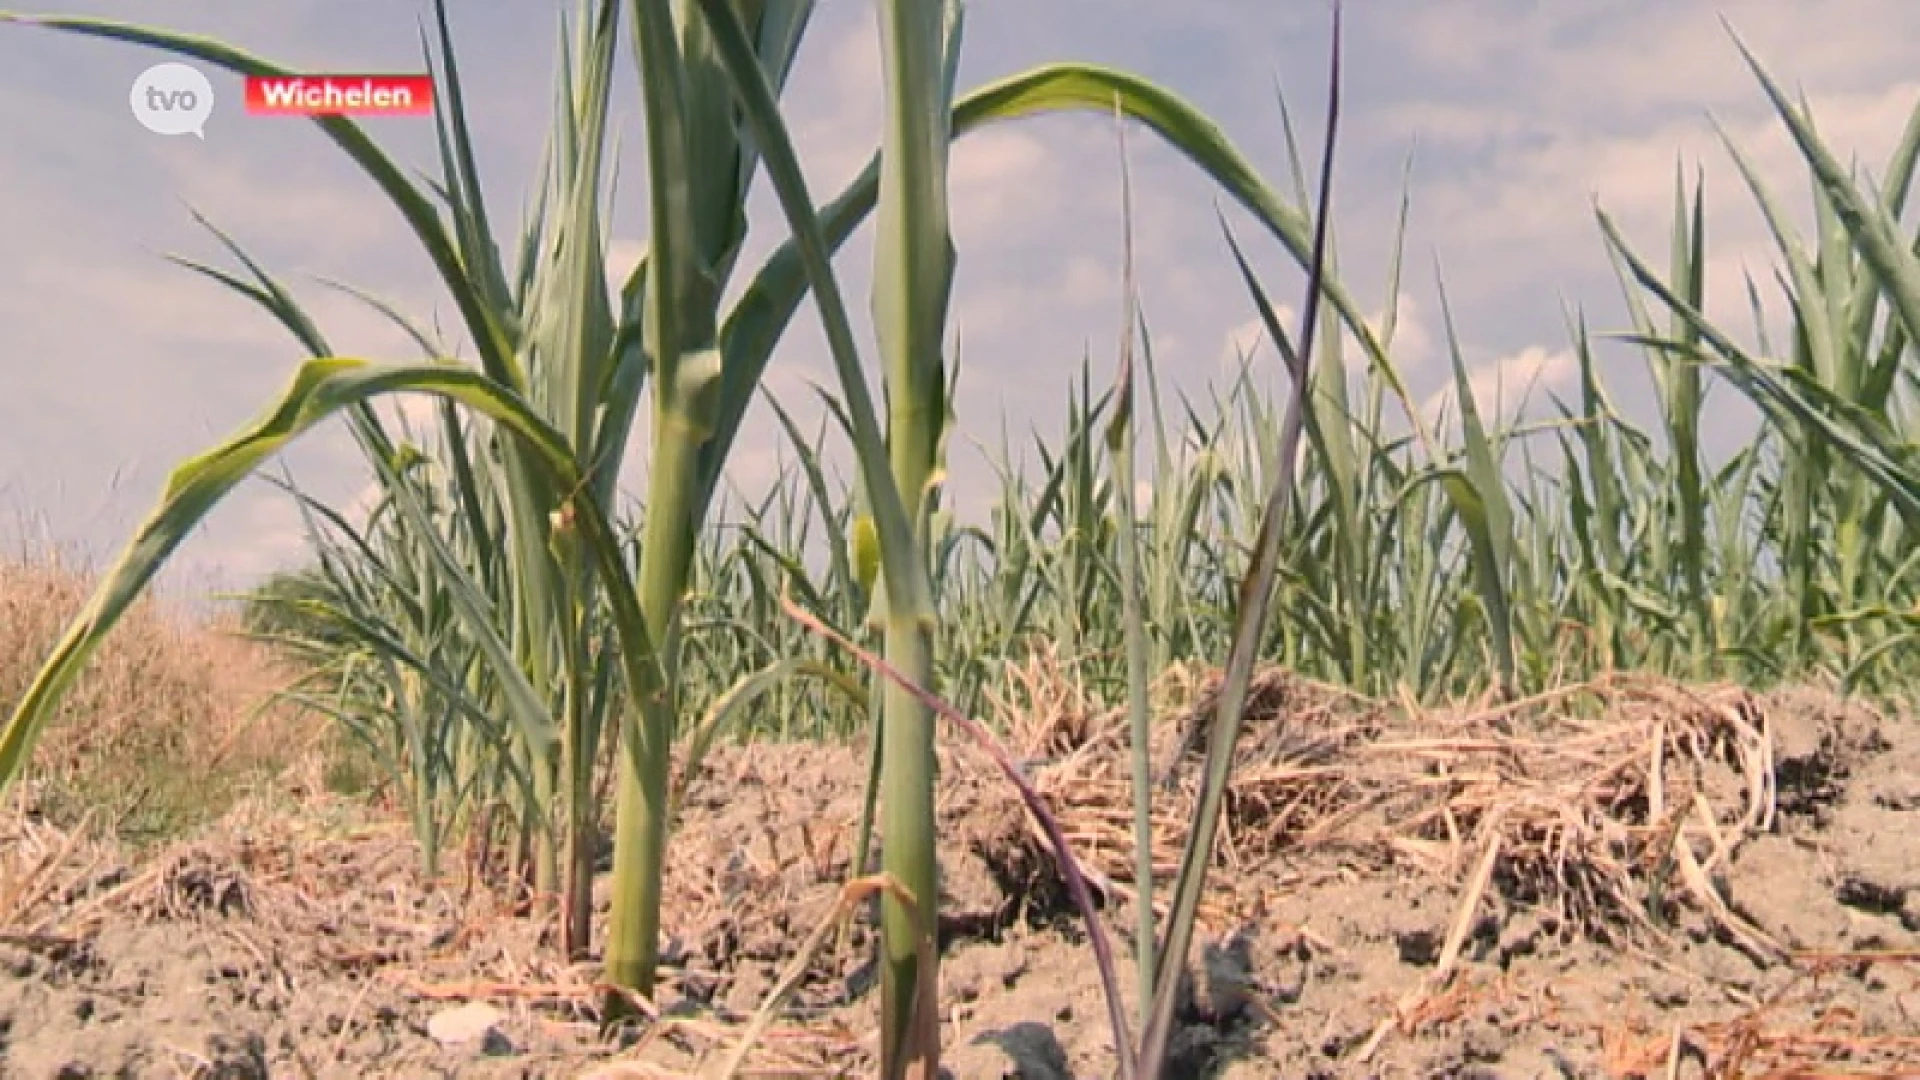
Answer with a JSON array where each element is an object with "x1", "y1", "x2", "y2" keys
[{"x1": 4, "y1": 670, "x2": 1919, "y2": 1078}]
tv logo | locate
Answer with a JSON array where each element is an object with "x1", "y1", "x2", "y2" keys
[{"x1": 130, "y1": 62, "x2": 213, "y2": 138}]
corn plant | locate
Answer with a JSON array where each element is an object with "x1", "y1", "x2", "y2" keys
[
  {"x1": 776, "y1": 10, "x2": 1346, "y2": 1073},
  {"x1": 0, "y1": 0, "x2": 834, "y2": 990},
  {"x1": 1599, "y1": 32, "x2": 1920, "y2": 687},
  {"x1": 1134, "y1": 11, "x2": 1340, "y2": 1066},
  {"x1": 248, "y1": 465, "x2": 533, "y2": 880},
  {"x1": 1108, "y1": 108, "x2": 1159, "y2": 1015},
  {"x1": 691, "y1": 0, "x2": 1396, "y2": 1066}
]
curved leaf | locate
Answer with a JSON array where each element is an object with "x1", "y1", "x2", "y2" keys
[{"x1": 0, "y1": 358, "x2": 662, "y2": 798}]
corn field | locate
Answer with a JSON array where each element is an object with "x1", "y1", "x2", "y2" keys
[{"x1": 3, "y1": 1, "x2": 1916, "y2": 1076}]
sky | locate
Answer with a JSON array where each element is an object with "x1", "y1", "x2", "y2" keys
[{"x1": 1, "y1": 1, "x2": 1916, "y2": 599}]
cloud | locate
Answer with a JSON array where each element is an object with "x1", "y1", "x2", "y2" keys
[
  {"x1": 1211, "y1": 292, "x2": 1431, "y2": 381},
  {"x1": 1217, "y1": 314, "x2": 1275, "y2": 372},
  {"x1": 1383, "y1": 0, "x2": 1920, "y2": 130},
  {"x1": 1420, "y1": 345, "x2": 1578, "y2": 431},
  {"x1": 1060, "y1": 255, "x2": 1116, "y2": 309},
  {"x1": 172, "y1": 488, "x2": 315, "y2": 592},
  {"x1": 606, "y1": 239, "x2": 645, "y2": 288},
  {"x1": 951, "y1": 128, "x2": 1063, "y2": 239},
  {"x1": 783, "y1": 14, "x2": 884, "y2": 196},
  {"x1": 1382, "y1": 294, "x2": 1435, "y2": 371}
]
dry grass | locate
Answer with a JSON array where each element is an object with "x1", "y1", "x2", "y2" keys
[
  {"x1": 0, "y1": 553, "x2": 308, "y2": 846},
  {"x1": 1601, "y1": 955, "x2": 1920, "y2": 1079},
  {"x1": 955, "y1": 654, "x2": 1920, "y2": 1074},
  {"x1": 968, "y1": 652, "x2": 1793, "y2": 949}
]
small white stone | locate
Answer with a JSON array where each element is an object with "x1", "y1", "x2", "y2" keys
[{"x1": 427, "y1": 1002, "x2": 509, "y2": 1052}]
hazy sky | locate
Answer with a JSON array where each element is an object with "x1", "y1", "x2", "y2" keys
[{"x1": 2, "y1": 1, "x2": 1916, "y2": 597}]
